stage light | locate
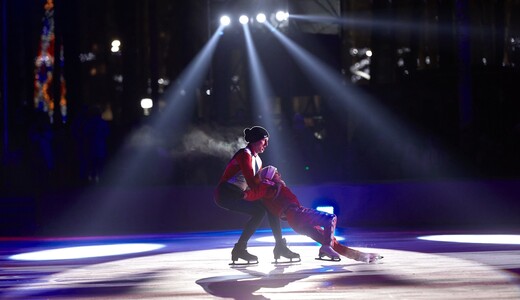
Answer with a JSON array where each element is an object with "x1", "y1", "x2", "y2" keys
[
  {"x1": 220, "y1": 15, "x2": 231, "y2": 26},
  {"x1": 111, "y1": 39, "x2": 121, "y2": 53},
  {"x1": 140, "y1": 98, "x2": 153, "y2": 109},
  {"x1": 239, "y1": 15, "x2": 249, "y2": 25},
  {"x1": 275, "y1": 11, "x2": 289, "y2": 22},
  {"x1": 9, "y1": 243, "x2": 165, "y2": 261},
  {"x1": 256, "y1": 13, "x2": 266, "y2": 23},
  {"x1": 312, "y1": 198, "x2": 339, "y2": 218},
  {"x1": 141, "y1": 98, "x2": 153, "y2": 116},
  {"x1": 111, "y1": 39, "x2": 121, "y2": 47},
  {"x1": 316, "y1": 206, "x2": 334, "y2": 215}
]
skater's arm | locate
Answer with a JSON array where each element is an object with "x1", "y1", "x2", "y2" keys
[
  {"x1": 243, "y1": 183, "x2": 268, "y2": 201},
  {"x1": 243, "y1": 181, "x2": 277, "y2": 201}
]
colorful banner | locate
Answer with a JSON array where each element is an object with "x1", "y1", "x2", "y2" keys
[
  {"x1": 34, "y1": 0, "x2": 55, "y2": 122},
  {"x1": 59, "y1": 44, "x2": 67, "y2": 123}
]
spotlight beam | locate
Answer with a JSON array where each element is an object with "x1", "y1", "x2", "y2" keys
[
  {"x1": 264, "y1": 22, "x2": 448, "y2": 176},
  {"x1": 51, "y1": 26, "x2": 226, "y2": 235},
  {"x1": 110, "y1": 24, "x2": 225, "y2": 185},
  {"x1": 265, "y1": 24, "x2": 511, "y2": 227},
  {"x1": 154, "y1": 26, "x2": 224, "y2": 130},
  {"x1": 289, "y1": 14, "x2": 483, "y2": 38},
  {"x1": 242, "y1": 24, "x2": 297, "y2": 173},
  {"x1": 242, "y1": 25, "x2": 274, "y2": 125},
  {"x1": 263, "y1": 23, "x2": 502, "y2": 224}
]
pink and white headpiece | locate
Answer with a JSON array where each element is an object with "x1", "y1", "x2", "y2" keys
[{"x1": 259, "y1": 165, "x2": 277, "y2": 181}]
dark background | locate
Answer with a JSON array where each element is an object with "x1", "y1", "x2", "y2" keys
[{"x1": 1, "y1": 0, "x2": 519, "y2": 236}]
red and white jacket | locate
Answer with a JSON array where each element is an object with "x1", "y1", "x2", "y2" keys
[{"x1": 219, "y1": 147, "x2": 262, "y2": 191}]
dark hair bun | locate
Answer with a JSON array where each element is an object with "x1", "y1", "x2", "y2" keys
[{"x1": 244, "y1": 126, "x2": 269, "y2": 143}]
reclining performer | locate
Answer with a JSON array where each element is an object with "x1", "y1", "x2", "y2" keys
[{"x1": 244, "y1": 166, "x2": 383, "y2": 263}]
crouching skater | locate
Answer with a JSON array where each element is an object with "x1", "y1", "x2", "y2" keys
[{"x1": 244, "y1": 166, "x2": 383, "y2": 263}]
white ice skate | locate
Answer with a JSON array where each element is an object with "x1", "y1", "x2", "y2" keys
[
  {"x1": 316, "y1": 245, "x2": 341, "y2": 261},
  {"x1": 356, "y1": 252, "x2": 383, "y2": 264}
]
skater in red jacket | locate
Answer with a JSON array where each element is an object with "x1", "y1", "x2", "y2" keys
[
  {"x1": 244, "y1": 165, "x2": 383, "y2": 263},
  {"x1": 215, "y1": 126, "x2": 299, "y2": 265}
]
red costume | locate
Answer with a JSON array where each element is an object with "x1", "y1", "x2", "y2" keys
[
  {"x1": 244, "y1": 166, "x2": 383, "y2": 263},
  {"x1": 214, "y1": 126, "x2": 300, "y2": 264},
  {"x1": 244, "y1": 175, "x2": 337, "y2": 251},
  {"x1": 218, "y1": 147, "x2": 262, "y2": 191}
]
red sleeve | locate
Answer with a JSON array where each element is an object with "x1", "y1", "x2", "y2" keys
[
  {"x1": 244, "y1": 181, "x2": 278, "y2": 201},
  {"x1": 244, "y1": 183, "x2": 268, "y2": 201}
]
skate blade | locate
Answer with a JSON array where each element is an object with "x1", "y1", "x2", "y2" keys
[
  {"x1": 368, "y1": 255, "x2": 384, "y2": 263},
  {"x1": 315, "y1": 256, "x2": 341, "y2": 262},
  {"x1": 229, "y1": 260, "x2": 259, "y2": 266},
  {"x1": 272, "y1": 257, "x2": 301, "y2": 265},
  {"x1": 229, "y1": 261, "x2": 258, "y2": 267}
]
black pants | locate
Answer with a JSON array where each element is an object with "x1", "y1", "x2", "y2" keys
[{"x1": 215, "y1": 182, "x2": 282, "y2": 245}]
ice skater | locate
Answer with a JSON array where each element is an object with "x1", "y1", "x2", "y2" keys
[
  {"x1": 214, "y1": 126, "x2": 300, "y2": 265},
  {"x1": 244, "y1": 165, "x2": 383, "y2": 263}
]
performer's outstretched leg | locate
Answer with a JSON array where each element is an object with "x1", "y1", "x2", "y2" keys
[
  {"x1": 286, "y1": 207, "x2": 340, "y2": 261},
  {"x1": 332, "y1": 238, "x2": 383, "y2": 263},
  {"x1": 285, "y1": 206, "x2": 383, "y2": 263}
]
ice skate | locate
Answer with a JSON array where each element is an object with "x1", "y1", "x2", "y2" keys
[
  {"x1": 273, "y1": 238, "x2": 301, "y2": 264},
  {"x1": 357, "y1": 252, "x2": 383, "y2": 264},
  {"x1": 332, "y1": 240, "x2": 382, "y2": 263},
  {"x1": 316, "y1": 245, "x2": 341, "y2": 261},
  {"x1": 229, "y1": 242, "x2": 259, "y2": 265}
]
